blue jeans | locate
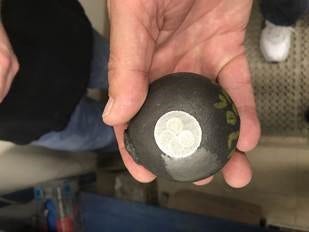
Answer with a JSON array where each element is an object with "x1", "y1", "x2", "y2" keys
[
  {"x1": 32, "y1": 31, "x2": 117, "y2": 152},
  {"x1": 261, "y1": 0, "x2": 309, "y2": 26}
]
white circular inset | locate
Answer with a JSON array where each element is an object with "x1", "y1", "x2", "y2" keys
[
  {"x1": 166, "y1": 118, "x2": 183, "y2": 134},
  {"x1": 178, "y1": 130, "x2": 195, "y2": 148},
  {"x1": 154, "y1": 111, "x2": 202, "y2": 159}
]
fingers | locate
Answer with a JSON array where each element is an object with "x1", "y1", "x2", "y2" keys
[
  {"x1": 0, "y1": 48, "x2": 19, "y2": 102},
  {"x1": 192, "y1": 151, "x2": 251, "y2": 187},
  {"x1": 114, "y1": 125, "x2": 156, "y2": 183},
  {"x1": 0, "y1": 51, "x2": 11, "y2": 100},
  {"x1": 193, "y1": 151, "x2": 252, "y2": 188},
  {"x1": 103, "y1": 0, "x2": 158, "y2": 126},
  {"x1": 0, "y1": 24, "x2": 19, "y2": 102},
  {"x1": 194, "y1": 176, "x2": 214, "y2": 186},
  {"x1": 3, "y1": 54, "x2": 19, "y2": 99},
  {"x1": 218, "y1": 55, "x2": 261, "y2": 152},
  {"x1": 222, "y1": 151, "x2": 252, "y2": 188}
]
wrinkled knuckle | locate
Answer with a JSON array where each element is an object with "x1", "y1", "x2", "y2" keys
[{"x1": 0, "y1": 52, "x2": 12, "y2": 71}]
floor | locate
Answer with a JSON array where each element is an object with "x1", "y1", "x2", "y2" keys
[{"x1": 158, "y1": 144, "x2": 309, "y2": 231}]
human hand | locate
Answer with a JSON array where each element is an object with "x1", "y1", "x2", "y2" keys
[
  {"x1": 0, "y1": 23, "x2": 19, "y2": 102},
  {"x1": 103, "y1": 0, "x2": 260, "y2": 188}
]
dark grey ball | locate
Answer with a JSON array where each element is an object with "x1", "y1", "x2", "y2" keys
[{"x1": 125, "y1": 72, "x2": 240, "y2": 182}]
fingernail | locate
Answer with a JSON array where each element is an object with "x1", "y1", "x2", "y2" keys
[{"x1": 103, "y1": 97, "x2": 114, "y2": 118}]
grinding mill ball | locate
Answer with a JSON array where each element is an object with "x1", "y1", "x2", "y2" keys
[{"x1": 125, "y1": 72, "x2": 240, "y2": 182}]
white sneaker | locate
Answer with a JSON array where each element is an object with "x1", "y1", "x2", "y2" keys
[{"x1": 260, "y1": 20, "x2": 294, "y2": 62}]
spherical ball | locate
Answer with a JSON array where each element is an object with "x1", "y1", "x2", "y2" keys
[{"x1": 125, "y1": 72, "x2": 240, "y2": 182}]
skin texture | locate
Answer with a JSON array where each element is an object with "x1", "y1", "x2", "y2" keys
[
  {"x1": 0, "y1": 24, "x2": 19, "y2": 102},
  {"x1": 103, "y1": 0, "x2": 261, "y2": 188}
]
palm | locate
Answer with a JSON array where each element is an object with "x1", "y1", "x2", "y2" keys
[{"x1": 135, "y1": 0, "x2": 252, "y2": 81}]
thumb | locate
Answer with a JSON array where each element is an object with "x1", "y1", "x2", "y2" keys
[
  {"x1": 103, "y1": 0, "x2": 157, "y2": 126},
  {"x1": 103, "y1": 69, "x2": 149, "y2": 126}
]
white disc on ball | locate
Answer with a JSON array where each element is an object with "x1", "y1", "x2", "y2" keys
[{"x1": 154, "y1": 111, "x2": 202, "y2": 159}]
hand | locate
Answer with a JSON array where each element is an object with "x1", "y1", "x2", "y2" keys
[
  {"x1": 103, "y1": 0, "x2": 260, "y2": 188},
  {"x1": 0, "y1": 23, "x2": 19, "y2": 102}
]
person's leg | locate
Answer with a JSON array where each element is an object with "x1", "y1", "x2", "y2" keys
[
  {"x1": 32, "y1": 31, "x2": 117, "y2": 152},
  {"x1": 260, "y1": 0, "x2": 308, "y2": 62},
  {"x1": 261, "y1": 0, "x2": 308, "y2": 26},
  {"x1": 32, "y1": 96, "x2": 117, "y2": 152},
  {"x1": 87, "y1": 30, "x2": 109, "y2": 90}
]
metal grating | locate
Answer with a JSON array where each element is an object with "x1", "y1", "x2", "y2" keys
[{"x1": 245, "y1": 2, "x2": 309, "y2": 138}]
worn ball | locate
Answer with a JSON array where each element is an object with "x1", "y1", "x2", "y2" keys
[{"x1": 125, "y1": 72, "x2": 240, "y2": 182}]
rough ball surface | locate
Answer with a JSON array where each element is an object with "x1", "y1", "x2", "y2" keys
[{"x1": 125, "y1": 72, "x2": 240, "y2": 182}]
